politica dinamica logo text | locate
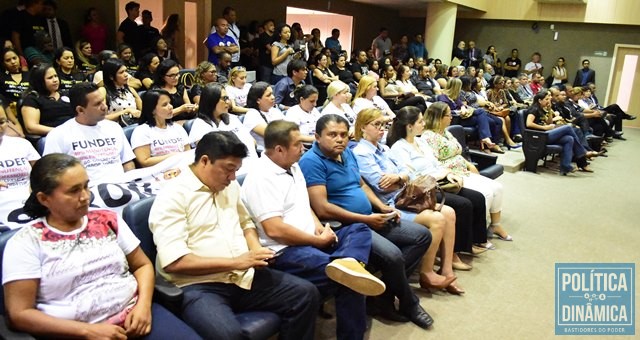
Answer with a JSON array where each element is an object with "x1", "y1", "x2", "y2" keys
[{"x1": 555, "y1": 263, "x2": 634, "y2": 336}]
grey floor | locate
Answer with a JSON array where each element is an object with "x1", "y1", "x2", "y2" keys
[{"x1": 315, "y1": 128, "x2": 640, "y2": 340}]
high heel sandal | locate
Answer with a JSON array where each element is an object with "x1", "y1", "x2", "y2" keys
[
  {"x1": 419, "y1": 273, "x2": 457, "y2": 291},
  {"x1": 488, "y1": 224, "x2": 513, "y2": 241},
  {"x1": 490, "y1": 145, "x2": 505, "y2": 154}
]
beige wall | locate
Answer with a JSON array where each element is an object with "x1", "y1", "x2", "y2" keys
[{"x1": 458, "y1": 0, "x2": 640, "y2": 26}]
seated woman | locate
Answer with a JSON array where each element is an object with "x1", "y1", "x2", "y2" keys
[
  {"x1": 526, "y1": 90, "x2": 594, "y2": 175},
  {"x1": 387, "y1": 106, "x2": 492, "y2": 264},
  {"x1": 3, "y1": 154, "x2": 200, "y2": 339},
  {"x1": 312, "y1": 53, "x2": 339, "y2": 105},
  {"x1": 439, "y1": 77, "x2": 503, "y2": 154},
  {"x1": 91, "y1": 50, "x2": 120, "y2": 87},
  {"x1": 352, "y1": 108, "x2": 463, "y2": 294},
  {"x1": 54, "y1": 47, "x2": 86, "y2": 95},
  {"x1": 21, "y1": 64, "x2": 74, "y2": 136},
  {"x1": 378, "y1": 64, "x2": 427, "y2": 113},
  {"x1": 0, "y1": 48, "x2": 30, "y2": 136},
  {"x1": 130, "y1": 90, "x2": 191, "y2": 167},
  {"x1": 0, "y1": 107, "x2": 39, "y2": 192},
  {"x1": 352, "y1": 76, "x2": 395, "y2": 119},
  {"x1": 483, "y1": 75, "x2": 523, "y2": 149},
  {"x1": 99, "y1": 58, "x2": 142, "y2": 126},
  {"x1": 117, "y1": 44, "x2": 142, "y2": 90},
  {"x1": 74, "y1": 40, "x2": 98, "y2": 76},
  {"x1": 367, "y1": 59, "x2": 380, "y2": 81},
  {"x1": 190, "y1": 61, "x2": 217, "y2": 104},
  {"x1": 152, "y1": 36, "x2": 180, "y2": 66},
  {"x1": 329, "y1": 54, "x2": 357, "y2": 95},
  {"x1": 322, "y1": 80, "x2": 357, "y2": 125},
  {"x1": 226, "y1": 66, "x2": 252, "y2": 115},
  {"x1": 134, "y1": 53, "x2": 160, "y2": 91},
  {"x1": 242, "y1": 81, "x2": 285, "y2": 150},
  {"x1": 395, "y1": 65, "x2": 428, "y2": 102},
  {"x1": 152, "y1": 59, "x2": 197, "y2": 121},
  {"x1": 422, "y1": 102, "x2": 513, "y2": 241},
  {"x1": 285, "y1": 85, "x2": 322, "y2": 144},
  {"x1": 189, "y1": 83, "x2": 258, "y2": 160}
]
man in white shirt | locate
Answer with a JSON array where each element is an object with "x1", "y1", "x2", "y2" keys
[
  {"x1": 44, "y1": 82, "x2": 136, "y2": 184},
  {"x1": 149, "y1": 131, "x2": 319, "y2": 339},
  {"x1": 241, "y1": 120, "x2": 385, "y2": 340}
]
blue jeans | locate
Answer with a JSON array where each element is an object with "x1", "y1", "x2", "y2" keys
[
  {"x1": 461, "y1": 108, "x2": 502, "y2": 141},
  {"x1": 143, "y1": 303, "x2": 201, "y2": 340},
  {"x1": 181, "y1": 268, "x2": 320, "y2": 340},
  {"x1": 273, "y1": 223, "x2": 372, "y2": 340},
  {"x1": 367, "y1": 220, "x2": 431, "y2": 313},
  {"x1": 547, "y1": 124, "x2": 587, "y2": 171}
]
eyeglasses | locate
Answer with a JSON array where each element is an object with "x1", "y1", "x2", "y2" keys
[
  {"x1": 369, "y1": 121, "x2": 385, "y2": 129},
  {"x1": 165, "y1": 73, "x2": 179, "y2": 78},
  {"x1": 222, "y1": 95, "x2": 230, "y2": 101}
]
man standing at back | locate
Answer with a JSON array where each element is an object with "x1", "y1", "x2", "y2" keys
[
  {"x1": 117, "y1": 1, "x2": 139, "y2": 46},
  {"x1": 371, "y1": 28, "x2": 392, "y2": 61},
  {"x1": 242, "y1": 120, "x2": 385, "y2": 339},
  {"x1": 206, "y1": 18, "x2": 239, "y2": 66},
  {"x1": 210, "y1": 7, "x2": 241, "y2": 67},
  {"x1": 409, "y1": 33, "x2": 427, "y2": 60},
  {"x1": 325, "y1": 28, "x2": 342, "y2": 62},
  {"x1": 573, "y1": 59, "x2": 596, "y2": 87},
  {"x1": 149, "y1": 131, "x2": 319, "y2": 340},
  {"x1": 43, "y1": 82, "x2": 135, "y2": 184}
]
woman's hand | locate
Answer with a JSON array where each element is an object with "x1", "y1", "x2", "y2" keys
[
  {"x1": 85, "y1": 323, "x2": 127, "y2": 340},
  {"x1": 546, "y1": 124, "x2": 556, "y2": 131},
  {"x1": 124, "y1": 303, "x2": 152, "y2": 338},
  {"x1": 176, "y1": 103, "x2": 198, "y2": 114},
  {"x1": 127, "y1": 108, "x2": 141, "y2": 118},
  {"x1": 378, "y1": 174, "x2": 400, "y2": 189},
  {"x1": 0, "y1": 181, "x2": 7, "y2": 189},
  {"x1": 467, "y1": 162, "x2": 479, "y2": 174},
  {"x1": 446, "y1": 172, "x2": 464, "y2": 186}
]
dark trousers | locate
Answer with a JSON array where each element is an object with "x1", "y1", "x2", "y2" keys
[
  {"x1": 602, "y1": 104, "x2": 625, "y2": 131},
  {"x1": 273, "y1": 223, "x2": 372, "y2": 340},
  {"x1": 390, "y1": 96, "x2": 427, "y2": 113},
  {"x1": 180, "y1": 268, "x2": 320, "y2": 340},
  {"x1": 461, "y1": 108, "x2": 502, "y2": 141},
  {"x1": 437, "y1": 188, "x2": 487, "y2": 253},
  {"x1": 367, "y1": 219, "x2": 431, "y2": 313},
  {"x1": 142, "y1": 303, "x2": 202, "y2": 340}
]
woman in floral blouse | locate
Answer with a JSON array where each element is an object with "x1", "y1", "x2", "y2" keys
[{"x1": 421, "y1": 102, "x2": 512, "y2": 241}]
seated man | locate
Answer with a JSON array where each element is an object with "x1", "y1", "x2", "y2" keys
[
  {"x1": 241, "y1": 120, "x2": 385, "y2": 339},
  {"x1": 299, "y1": 114, "x2": 434, "y2": 329},
  {"x1": 43, "y1": 82, "x2": 135, "y2": 184},
  {"x1": 413, "y1": 65, "x2": 438, "y2": 101},
  {"x1": 273, "y1": 59, "x2": 307, "y2": 111},
  {"x1": 149, "y1": 131, "x2": 319, "y2": 339}
]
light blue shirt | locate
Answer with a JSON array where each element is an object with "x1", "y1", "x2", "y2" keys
[{"x1": 353, "y1": 139, "x2": 407, "y2": 204}]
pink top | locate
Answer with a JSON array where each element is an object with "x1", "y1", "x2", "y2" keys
[{"x1": 81, "y1": 23, "x2": 108, "y2": 53}]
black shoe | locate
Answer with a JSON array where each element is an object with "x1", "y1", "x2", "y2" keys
[
  {"x1": 512, "y1": 134, "x2": 523, "y2": 143},
  {"x1": 613, "y1": 134, "x2": 626, "y2": 141},
  {"x1": 402, "y1": 304, "x2": 434, "y2": 329},
  {"x1": 366, "y1": 297, "x2": 410, "y2": 323},
  {"x1": 624, "y1": 115, "x2": 637, "y2": 120}
]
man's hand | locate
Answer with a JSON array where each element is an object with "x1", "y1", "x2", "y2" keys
[
  {"x1": 234, "y1": 248, "x2": 275, "y2": 270},
  {"x1": 366, "y1": 213, "x2": 389, "y2": 230},
  {"x1": 314, "y1": 223, "x2": 338, "y2": 248}
]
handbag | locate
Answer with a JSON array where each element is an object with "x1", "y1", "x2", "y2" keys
[
  {"x1": 437, "y1": 177, "x2": 462, "y2": 194},
  {"x1": 395, "y1": 175, "x2": 444, "y2": 213}
]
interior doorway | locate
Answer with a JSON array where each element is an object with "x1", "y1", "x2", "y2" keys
[
  {"x1": 286, "y1": 7, "x2": 353, "y2": 60},
  {"x1": 606, "y1": 44, "x2": 640, "y2": 128}
]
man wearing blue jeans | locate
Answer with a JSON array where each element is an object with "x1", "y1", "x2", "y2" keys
[
  {"x1": 149, "y1": 131, "x2": 319, "y2": 339},
  {"x1": 241, "y1": 120, "x2": 385, "y2": 339},
  {"x1": 299, "y1": 114, "x2": 434, "y2": 329}
]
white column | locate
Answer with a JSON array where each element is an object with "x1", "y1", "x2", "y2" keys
[{"x1": 425, "y1": 2, "x2": 458, "y2": 63}]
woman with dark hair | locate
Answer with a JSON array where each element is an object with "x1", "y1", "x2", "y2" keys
[
  {"x1": 483, "y1": 45, "x2": 501, "y2": 74},
  {"x1": 378, "y1": 64, "x2": 427, "y2": 113},
  {"x1": 153, "y1": 59, "x2": 197, "y2": 120},
  {"x1": 387, "y1": 106, "x2": 492, "y2": 263},
  {"x1": 99, "y1": 58, "x2": 142, "y2": 125},
  {"x1": 242, "y1": 81, "x2": 284, "y2": 149},
  {"x1": 134, "y1": 53, "x2": 160, "y2": 90},
  {"x1": 91, "y1": 50, "x2": 118, "y2": 87},
  {"x1": 74, "y1": 40, "x2": 98, "y2": 76},
  {"x1": 152, "y1": 36, "x2": 180, "y2": 65},
  {"x1": 526, "y1": 90, "x2": 594, "y2": 175},
  {"x1": 21, "y1": 64, "x2": 73, "y2": 136},
  {"x1": 80, "y1": 7, "x2": 108, "y2": 54},
  {"x1": 312, "y1": 53, "x2": 338, "y2": 104},
  {"x1": 485, "y1": 75, "x2": 522, "y2": 148},
  {"x1": 285, "y1": 85, "x2": 322, "y2": 143},
  {"x1": 130, "y1": 90, "x2": 191, "y2": 167},
  {"x1": 352, "y1": 107, "x2": 462, "y2": 294},
  {"x1": 307, "y1": 28, "x2": 324, "y2": 52},
  {"x1": 3, "y1": 154, "x2": 200, "y2": 340},
  {"x1": 160, "y1": 14, "x2": 180, "y2": 52},
  {"x1": 189, "y1": 83, "x2": 258, "y2": 159},
  {"x1": 118, "y1": 44, "x2": 138, "y2": 75},
  {"x1": 190, "y1": 61, "x2": 217, "y2": 104},
  {"x1": 422, "y1": 102, "x2": 512, "y2": 241},
  {"x1": 54, "y1": 47, "x2": 85, "y2": 94},
  {"x1": 270, "y1": 23, "x2": 298, "y2": 84},
  {"x1": 0, "y1": 48, "x2": 30, "y2": 136}
]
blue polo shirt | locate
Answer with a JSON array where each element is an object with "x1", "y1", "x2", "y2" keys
[
  {"x1": 299, "y1": 142, "x2": 373, "y2": 215},
  {"x1": 206, "y1": 32, "x2": 237, "y2": 65}
]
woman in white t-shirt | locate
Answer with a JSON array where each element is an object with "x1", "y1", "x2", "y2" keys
[
  {"x1": 3, "y1": 154, "x2": 199, "y2": 339},
  {"x1": 243, "y1": 82, "x2": 285, "y2": 150},
  {"x1": 131, "y1": 89, "x2": 190, "y2": 167},
  {"x1": 226, "y1": 66, "x2": 252, "y2": 115},
  {"x1": 189, "y1": 83, "x2": 258, "y2": 160},
  {"x1": 352, "y1": 75, "x2": 395, "y2": 119},
  {"x1": 285, "y1": 85, "x2": 322, "y2": 143},
  {"x1": 0, "y1": 109, "x2": 40, "y2": 191},
  {"x1": 322, "y1": 81, "x2": 357, "y2": 138}
]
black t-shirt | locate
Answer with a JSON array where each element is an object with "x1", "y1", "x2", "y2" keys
[
  {"x1": 13, "y1": 11, "x2": 46, "y2": 51},
  {"x1": 135, "y1": 25, "x2": 160, "y2": 57},
  {"x1": 189, "y1": 84, "x2": 203, "y2": 102},
  {"x1": 134, "y1": 69, "x2": 154, "y2": 90},
  {"x1": 22, "y1": 93, "x2": 74, "y2": 128},
  {"x1": 76, "y1": 56, "x2": 98, "y2": 75},
  {"x1": 118, "y1": 18, "x2": 139, "y2": 46},
  {"x1": 350, "y1": 63, "x2": 369, "y2": 77},
  {"x1": 503, "y1": 57, "x2": 521, "y2": 78},
  {"x1": 258, "y1": 32, "x2": 274, "y2": 66},
  {"x1": 0, "y1": 71, "x2": 30, "y2": 104},
  {"x1": 57, "y1": 70, "x2": 86, "y2": 94},
  {"x1": 330, "y1": 65, "x2": 355, "y2": 85}
]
